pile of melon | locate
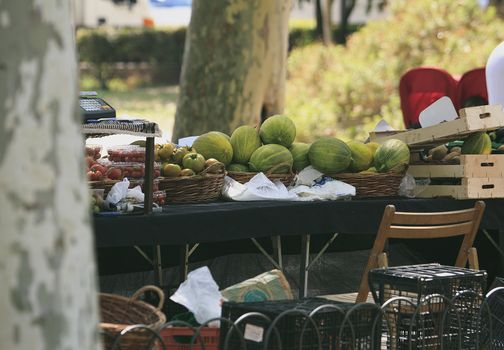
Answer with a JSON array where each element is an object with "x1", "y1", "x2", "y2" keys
[
  {"x1": 192, "y1": 115, "x2": 411, "y2": 176},
  {"x1": 193, "y1": 115, "x2": 299, "y2": 174}
]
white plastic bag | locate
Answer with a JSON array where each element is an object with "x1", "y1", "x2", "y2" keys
[
  {"x1": 170, "y1": 267, "x2": 222, "y2": 326},
  {"x1": 106, "y1": 178, "x2": 130, "y2": 204},
  {"x1": 293, "y1": 166, "x2": 325, "y2": 186},
  {"x1": 289, "y1": 180, "x2": 356, "y2": 201},
  {"x1": 221, "y1": 173, "x2": 297, "y2": 201},
  {"x1": 126, "y1": 185, "x2": 145, "y2": 202},
  {"x1": 398, "y1": 173, "x2": 430, "y2": 198}
]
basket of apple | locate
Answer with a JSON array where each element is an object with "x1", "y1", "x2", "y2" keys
[{"x1": 156, "y1": 144, "x2": 225, "y2": 203}]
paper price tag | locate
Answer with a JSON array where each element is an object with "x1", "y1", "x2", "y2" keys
[{"x1": 244, "y1": 324, "x2": 264, "y2": 343}]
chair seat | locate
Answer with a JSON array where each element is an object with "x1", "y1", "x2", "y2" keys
[{"x1": 320, "y1": 292, "x2": 375, "y2": 304}]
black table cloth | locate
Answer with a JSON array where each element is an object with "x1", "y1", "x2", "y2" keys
[{"x1": 93, "y1": 198, "x2": 504, "y2": 248}]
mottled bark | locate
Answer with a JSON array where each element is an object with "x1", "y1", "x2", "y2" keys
[
  {"x1": 0, "y1": 2, "x2": 101, "y2": 350},
  {"x1": 173, "y1": 0, "x2": 292, "y2": 141}
]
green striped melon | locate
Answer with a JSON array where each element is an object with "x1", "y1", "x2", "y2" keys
[
  {"x1": 230, "y1": 125, "x2": 262, "y2": 164},
  {"x1": 308, "y1": 137, "x2": 352, "y2": 174},
  {"x1": 461, "y1": 132, "x2": 492, "y2": 155},
  {"x1": 366, "y1": 142, "x2": 380, "y2": 156},
  {"x1": 289, "y1": 142, "x2": 311, "y2": 172},
  {"x1": 249, "y1": 144, "x2": 293, "y2": 174},
  {"x1": 374, "y1": 139, "x2": 410, "y2": 173},
  {"x1": 216, "y1": 131, "x2": 231, "y2": 142},
  {"x1": 228, "y1": 163, "x2": 250, "y2": 172},
  {"x1": 192, "y1": 131, "x2": 233, "y2": 166},
  {"x1": 347, "y1": 141, "x2": 373, "y2": 172},
  {"x1": 259, "y1": 115, "x2": 296, "y2": 147}
]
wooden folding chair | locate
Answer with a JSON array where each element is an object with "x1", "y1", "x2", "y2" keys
[{"x1": 354, "y1": 201, "x2": 486, "y2": 303}]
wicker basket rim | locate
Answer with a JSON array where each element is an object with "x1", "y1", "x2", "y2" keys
[
  {"x1": 158, "y1": 171, "x2": 225, "y2": 183},
  {"x1": 99, "y1": 288, "x2": 166, "y2": 327},
  {"x1": 227, "y1": 170, "x2": 293, "y2": 177},
  {"x1": 330, "y1": 171, "x2": 405, "y2": 179}
]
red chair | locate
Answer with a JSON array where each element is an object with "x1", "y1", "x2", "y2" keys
[
  {"x1": 399, "y1": 67, "x2": 458, "y2": 129},
  {"x1": 456, "y1": 67, "x2": 488, "y2": 109}
]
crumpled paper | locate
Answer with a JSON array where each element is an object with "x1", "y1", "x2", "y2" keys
[
  {"x1": 222, "y1": 173, "x2": 297, "y2": 201},
  {"x1": 170, "y1": 267, "x2": 222, "y2": 326}
]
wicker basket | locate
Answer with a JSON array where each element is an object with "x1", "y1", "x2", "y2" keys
[
  {"x1": 89, "y1": 179, "x2": 120, "y2": 195},
  {"x1": 227, "y1": 163, "x2": 295, "y2": 187},
  {"x1": 158, "y1": 162, "x2": 225, "y2": 203},
  {"x1": 330, "y1": 171, "x2": 405, "y2": 197},
  {"x1": 100, "y1": 285, "x2": 167, "y2": 350}
]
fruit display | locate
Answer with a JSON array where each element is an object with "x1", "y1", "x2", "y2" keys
[
  {"x1": 259, "y1": 114, "x2": 296, "y2": 147},
  {"x1": 156, "y1": 142, "x2": 224, "y2": 179},
  {"x1": 90, "y1": 189, "x2": 105, "y2": 213},
  {"x1": 347, "y1": 141, "x2": 373, "y2": 172},
  {"x1": 153, "y1": 191, "x2": 166, "y2": 206},
  {"x1": 192, "y1": 131, "x2": 234, "y2": 166},
  {"x1": 85, "y1": 145, "x2": 102, "y2": 160},
  {"x1": 415, "y1": 131, "x2": 499, "y2": 166},
  {"x1": 461, "y1": 132, "x2": 491, "y2": 155},
  {"x1": 289, "y1": 142, "x2": 311, "y2": 172},
  {"x1": 373, "y1": 139, "x2": 410, "y2": 173},
  {"x1": 249, "y1": 144, "x2": 293, "y2": 174},
  {"x1": 230, "y1": 125, "x2": 262, "y2": 164},
  {"x1": 308, "y1": 137, "x2": 352, "y2": 174},
  {"x1": 108, "y1": 145, "x2": 145, "y2": 162},
  {"x1": 93, "y1": 161, "x2": 161, "y2": 180},
  {"x1": 228, "y1": 163, "x2": 250, "y2": 172}
]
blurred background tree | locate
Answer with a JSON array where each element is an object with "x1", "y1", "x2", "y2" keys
[{"x1": 287, "y1": 0, "x2": 504, "y2": 142}]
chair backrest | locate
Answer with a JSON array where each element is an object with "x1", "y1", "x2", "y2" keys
[
  {"x1": 356, "y1": 201, "x2": 486, "y2": 303},
  {"x1": 456, "y1": 67, "x2": 488, "y2": 109},
  {"x1": 399, "y1": 67, "x2": 458, "y2": 129}
]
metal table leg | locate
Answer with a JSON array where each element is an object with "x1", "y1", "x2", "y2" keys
[
  {"x1": 299, "y1": 234, "x2": 310, "y2": 298},
  {"x1": 179, "y1": 244, "x2": 189, "y2": 283},
  {"x1": 153, "y1": 245, "x2": 163, "y2": 285},
  {"x1": 143, "y1": 137, "x2": 154, "y2": 214},
  {"x1": 272, "y1": 236, "x2": 283, "y2": 269}
]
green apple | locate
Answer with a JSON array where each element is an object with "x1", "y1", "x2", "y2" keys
[
  {"x1": 182, "y1": 153, "x2": 205, "y2": 173},
  {"x1": 180, "y1": 168, "x2": 195, "y2": 176},
  {"x1": 173, "y1": 147, "x2": 190, "y2": 165},
  {"x1": 158, "y1": 143, "x2": 175, "y2": 161},
  {"x1": 162, "y1": 163, "x2": 181, "y2": 177}
]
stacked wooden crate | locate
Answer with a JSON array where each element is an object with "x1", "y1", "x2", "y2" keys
[{"x1": 370, "y1": 105, "x2": 504, "y2": 199}]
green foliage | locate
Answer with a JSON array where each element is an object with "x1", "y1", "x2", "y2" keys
[
  {"x1": 77, "y1": 22, "x2": 361, "y2": 88},
  {"x1": 77, "y1": 27, "x2": 186, "y2": 87},
  {"x1": 286, "y1": 0, "x2": 504, "y2": 142}
]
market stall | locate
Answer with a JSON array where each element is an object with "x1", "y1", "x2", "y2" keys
[{"x1": 93, "y1": 197, "x2": 504, "y2": 297}]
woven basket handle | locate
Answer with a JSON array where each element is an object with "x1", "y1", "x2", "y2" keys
[
  {"x1": 200, "y1": 161, "x2": 225, "y2": 176},
  {"x1": 131, "y1": 285, "x2": 165, "y2": 311},
  {"x1": 266, "y1": 162, "x2": 293, "y2": 176}
]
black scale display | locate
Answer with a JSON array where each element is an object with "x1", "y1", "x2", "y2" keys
[{"x1": 80, "y1": 91, "x2": 116, "y2": 122}]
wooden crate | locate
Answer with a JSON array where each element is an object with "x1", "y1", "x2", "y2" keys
[
  {"x1": 415, "y1": 178, "x2": 504, "y2": 199},
  {"x1": 408, "y1": 155, "x2": 504, "y2": 178},
  {"x1": 370, "y1": 105, "x2": 504, "y2": 149},
  {"x1": 408, "y1": 155, "x2": 504, "y2": 199}
]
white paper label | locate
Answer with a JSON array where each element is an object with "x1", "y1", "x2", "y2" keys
[{"x1": 244, "y1": 324, "x2": 264, "y2": 343}]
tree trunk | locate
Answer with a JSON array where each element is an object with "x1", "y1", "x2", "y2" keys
[
  {"x1": 315, "y1": 0, "x2": 324, "y2": 39},
  {"x1": 321, "y1": 0, "x2": 332, "y2": 46},
  {"x1": 0, "y1": 2, "x2": 102, "y2": 350},
  {"x1": 172, "y1": 0, "x2": 293, "y2": 141},
  {"x1": 337, "y1": 0, "x2": 356, "y2": 44}
]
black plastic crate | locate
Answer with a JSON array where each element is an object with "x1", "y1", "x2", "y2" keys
[
  {"x1": 369, "y1": 264, "x2": 487, "y2": 350},
  {"x1": 482, "y1": 286, "x2": 504, "y2": 349},
  {"x1": 220, "y1": 298, "x2": 382, "y2": 350}
]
